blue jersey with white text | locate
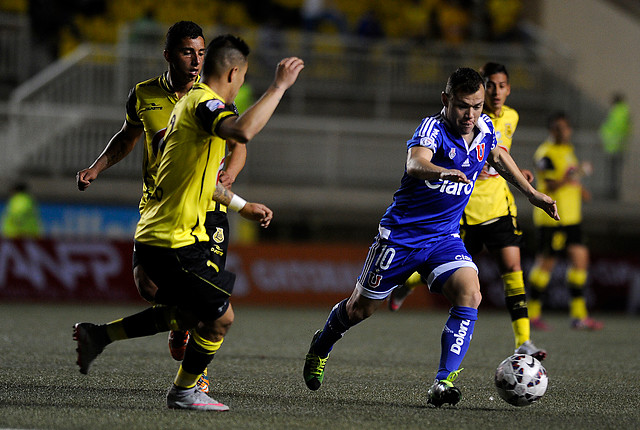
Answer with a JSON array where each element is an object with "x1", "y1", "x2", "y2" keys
[{"x1": 379, "y1": 109, "x2": 497, "y2": 247}]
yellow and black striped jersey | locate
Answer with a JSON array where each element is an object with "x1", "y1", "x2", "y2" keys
[
  {"x1": 125, "y1": 72, "x2": 200, "y2": 212},
  {"x1": 134, "y1": 83, "x2": 237, "y2": 248},
  {"x1": 462, "y1": 105, "x2": 519, "y2": 225},
  {"x1": 533, "y1": 140, "x2": 582, "y2": 227}
]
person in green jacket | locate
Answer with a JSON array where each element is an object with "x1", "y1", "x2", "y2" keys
[
  {"x1": 599, "y1": 92, "x2": 632, "y2": 199},
  {"x1": 1, "y1": 182, "x2": 43, "y2": 239}
]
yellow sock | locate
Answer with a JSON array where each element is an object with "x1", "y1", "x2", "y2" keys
[
  {"x1": 405, "y1": 271, "x2": 423, "y2": 291},
  {"x1": 528, "y1": 266, "x2": 551, "y2": 320},
  {"x1": 191, "y1": 331, "x2": 224, "y2": 355},
  {"x1": 528, "y1": 299, "x2": 542, "y2": 320},
  {"x1": 502, "y1": 271, "x2": 529, "y2": 348},
  {"x1": 567, "y1": 268, "x2": 588, "y2": 320},
  {"x1": 512, "y1": 318, "x2": 530, "y2": 349},
  {"x1": 570, "y1": 297, "x2": 588, "y2": 320},
  {"x1": 174, "y1": 366, "x2": 201, "y2": 389},
  {"x1": 174, "y1": 332, "x2": 223, "y2": 389}
]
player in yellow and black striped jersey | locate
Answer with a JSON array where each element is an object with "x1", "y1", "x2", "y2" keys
[
  {"x1": 389, "y1": 63, "x2": 546, "y2": 361},
  {"x1": 73, "y1": 34, "x2": 304, "y2": 411},
  {"x1": 126, "y1": 72, "x2": 199, "y2": 212},
  {"x1": 77, "y1": 21, "x2": 212, "y2": 392},
  {"x1": 133, "y1": 81, "x2": 237, "y2": 247},
  {"x1": 123, "y1": 26, "x2": 248, "y2": 374},
  {"x1": 77, "y1": 21, "x2": 207, "y2": 211},
  {"x1": 528, "y1": 112, "x2": 603, "y2": 331},
  {"x1": 75, "y1": 22, "x2": 253, "y2": 392}
]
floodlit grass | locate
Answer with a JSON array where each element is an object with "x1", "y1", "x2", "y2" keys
[{"x1": 1, "y1": 303, "x2": 638, "y2": 429}]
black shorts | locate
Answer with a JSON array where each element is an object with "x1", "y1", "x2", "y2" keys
[
  {"x1": 535, "y1": 224, "x2": 585, "y2": 256},
  {"x1": 205, "y1": 209, "x2": 229, "y2": 272},
  {"x1": 133, "y1": 241, "x2": 235, "y2": 322},
  {"x1": 461, "y1": 215, "x2": 523, "y2": 255},
  {"x1": 132, "y1": 209, "x2": 230, "y2": 271}
]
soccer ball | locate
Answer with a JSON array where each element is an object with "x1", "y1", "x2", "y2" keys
[{"x1": 494, "y1": 353, "x2": 548, "y2": 406}]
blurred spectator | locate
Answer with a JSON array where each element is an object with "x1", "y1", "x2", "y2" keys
[
  {"x1": 436, "y1": 0, "x2": 472, "y2": 46},
  {"x1": 400, "y1": 0, "x2": 440, "y2": 43},
  {"x1": 356, "y1": 9, "x2": 385, "y2": 40},
  {"x1": 485, "y1": 0, "x2": 523, "y2": 42},
  {"x1": 301, "y1": 0, "x2": 347, "y2": 34},
  {"x1": 1, "y1": 182, "x2": 43, "y2": 239},
  {"x1": 599, "y1": 92, "x2": 632, "y2": 199}
]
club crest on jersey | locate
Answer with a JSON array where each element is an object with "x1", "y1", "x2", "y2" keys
[
  {"x1": 476, "y1": 143, "x2": 485, "y2": 161},
  {"x1": 212, "y1": 227, "x2": 225, "y2": 243},
  {"x1": 369, "y1": 273, "x2": 383, "y2": 288},
  {"x1": 449, "y1": 148, "x2": 456, "y2": 159}
]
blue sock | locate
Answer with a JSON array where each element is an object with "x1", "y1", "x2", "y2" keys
[
  {"x1": 435, "y1": 306, "x2": 478, "y2": 381},
  {"x1": 312, "y1": 300, "x2": 354, "y2": 357}
]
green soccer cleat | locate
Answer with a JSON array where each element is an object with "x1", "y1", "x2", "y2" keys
[
  {"x1": 427, "y1": 369, "x2": 463, "y2": 407},
  {"x1": 303, "y1": 330, "x2": 329, "y2": 391}
]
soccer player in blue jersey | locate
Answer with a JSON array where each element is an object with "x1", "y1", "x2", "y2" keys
[{"x1": 302, "y1": 67, "x2": 559, "y2": 407}]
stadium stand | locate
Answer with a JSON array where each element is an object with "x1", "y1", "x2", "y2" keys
[{"x1": 0, "y1": 0, "x2": 629, "y2": 242}]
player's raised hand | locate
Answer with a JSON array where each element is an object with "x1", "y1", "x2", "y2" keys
[
  {"x1": 273, "y1": 57, "x2": 304, "y2": 90},
  {"x1": 239, "y1": 202, "x2": 273, "y2": 228},
  {"x1": 76, "y1": 168, "x2": 98, "y2": 191}
]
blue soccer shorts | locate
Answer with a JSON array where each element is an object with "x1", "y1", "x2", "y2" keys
[{"x1": 355, "y1": 234, "x2": 478, "y2": 300}]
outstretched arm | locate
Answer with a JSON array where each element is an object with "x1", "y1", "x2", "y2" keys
[
  {"x1": 217, "y1": 57, "x2": 304, "y2": 143},
  {"x1": 487, "y1": 146, "x2": 559, "y2": 220},
  {"x1": 76, "y1": 122, "x2": 143, "y2": 190}
]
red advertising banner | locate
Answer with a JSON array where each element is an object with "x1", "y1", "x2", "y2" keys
[
  {"x1": 0, "y1": 239, "x2": 638, "y2": 313},
  {"x1": 0, "y1": 238, "x2": 139, "y2": 302}
]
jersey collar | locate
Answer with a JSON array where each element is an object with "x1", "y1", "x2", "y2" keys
[
  {"x1": 192, "y1": 82, "x2": 227, "y2": 104},
  {"x1": 441, "y1": 108, "x2": 492, "y2": 153},
  {"x1": 485, "y1": 105, "x2": 508, "y2": 119},
  {"x1": 468, "y1": 115, "x2": 491, "y2": 153},
  {"x1": 160, "y1": 72, "x2": 201, "y2": 95}
]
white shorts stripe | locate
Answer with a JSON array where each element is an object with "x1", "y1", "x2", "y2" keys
[{"x1": 426, "y1": 260, "x2": 478, "y2": 290}]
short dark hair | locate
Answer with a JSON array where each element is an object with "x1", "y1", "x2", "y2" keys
[
  {"x1": 612, "y1": 92, "x2": 625, "y2": 104},
  {"x1": 202, "y1": 34, "x2": 250, "y2": 77},
  {"x1": 165, "y1": 21, "x2": 204, "y2": 52},
  {"x1": 547, "y1": 111, "x2": 569, "y2": 129},
  {"x1": 479, "y1": 62, "x2": 509, "y2": 81},
  {"x1": 12, "y1": 182, "x2": 28, "y2": 193},
  {"x1": 444, "y1": 67, "x2": 485, "y2": 98}
]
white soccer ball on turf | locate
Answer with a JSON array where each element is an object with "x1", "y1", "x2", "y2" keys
[{"x1": 494, "y1": 353, "x2": 548, "y2": 406}]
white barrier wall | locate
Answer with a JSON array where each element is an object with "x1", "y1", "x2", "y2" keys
[{"x1": 540, "y1": 0, "x2": 640, "y2": 202}]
